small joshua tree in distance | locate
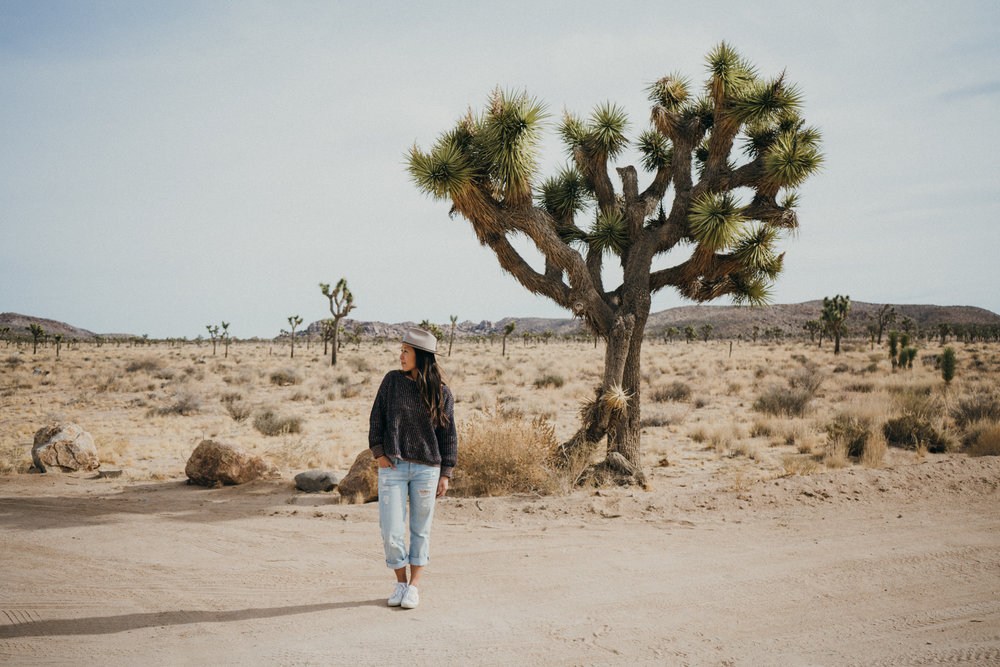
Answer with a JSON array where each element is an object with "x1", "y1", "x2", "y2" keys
[
  {"x1": 684, "y1": 325, "x2": 697, "y2": 344},
  {"x1": 28, "y1": 323, "x2": 44, "y2": 355},
  {"x1": 287, "y1": 315, "x2": 303, "y2": 359},
  {"x1": 53, "y1": 333, "x2": 63, "y2": 358},
  {"x1": 821, "y1": 294, "x2": 850, "y2": 355},
  {"x1": 206, "y1": 325, "x2": 219, "y2": 355},
  {"x1": 699, "y1": 323, "x2": 714, "y2": 342},
  {"x1": 320, "y1": 279, "x2": 355, "y2": 366},
  {"x1": 221, "y1": 321, "x2": 231, "y2": 358},
  {"x1": 940, "y1": 346, "x2": 956, "y2": 384},
  {"x1": 448, "y1": 314, "x2": 458, "y2": 356},
  {"x1": 502, "y1": 321, "x2": 516, "y2": 357}
]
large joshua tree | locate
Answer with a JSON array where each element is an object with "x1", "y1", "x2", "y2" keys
[{"x1": 408, "y1": 43, "x2": 822, "y2": 484}]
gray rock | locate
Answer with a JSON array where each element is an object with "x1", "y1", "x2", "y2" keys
[
  {"x1": 294, "y1": 469, "x2": 338, "y2": 493},
  {"x1": 32, "y1": 423, "x2": 100, "y2": 472}
]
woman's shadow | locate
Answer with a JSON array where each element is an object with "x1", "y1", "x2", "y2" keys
[{"x1": 0, "y1": 600, "x2": 383, "y2": 638}]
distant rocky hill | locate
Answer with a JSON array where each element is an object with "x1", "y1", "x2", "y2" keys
[
  {"x1": 310, "y1": 301, "x2": 1000, "y2": 340},
  {"x1": 0, "y1": 313, "x2": 99, "y2": 340},
  {"x1": 5, "y1": 300, "x2": 999, "y2": 343}
]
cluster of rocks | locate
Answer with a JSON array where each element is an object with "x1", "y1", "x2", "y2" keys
[{"x1": 29, "y1": 422, "x2": 379, "y2": 503}]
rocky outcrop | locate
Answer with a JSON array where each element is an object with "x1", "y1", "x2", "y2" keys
[
  {"x1": 32, "y1": 423, "x2": 100, "y2": 472},
  {"x1": 294, "y1": 470, "x2": 338, "y2": 493},
  {"x1": 337, "y1": 450, "x2": 378, "y2": 503},
  {"x1": 184, "y1": 440, "x2": 280, "y2": 486}
]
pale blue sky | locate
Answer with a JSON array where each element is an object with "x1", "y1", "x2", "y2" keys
[{"x1": 2, "y1": 0, "x2": 998, "y2": 338}]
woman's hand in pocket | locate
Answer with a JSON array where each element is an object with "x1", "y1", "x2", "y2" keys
[{"x1": 377, "y1": 456, "x2": 396, "y2": 469}]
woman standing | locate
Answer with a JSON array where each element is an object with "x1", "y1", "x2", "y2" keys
[{"x1": 369, "y1": 327, "x2": 457, "y2": 609}]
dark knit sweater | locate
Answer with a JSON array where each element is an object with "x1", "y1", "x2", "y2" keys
[{"x1": 368, "y1": 370, "x2": 458, "y2": 478}]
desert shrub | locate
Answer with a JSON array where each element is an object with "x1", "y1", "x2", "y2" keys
[
  {"x1": 844, "y1": 382, "x2": 874, "y2": 393},
  {"x1": 749, "y1": 418, "x2": 774, "y2": 438},
  {"x1": 651, "y1": 381, "x2": 691, "y2": 402},
  {"x1": 951, "y1": 394, "x2": 1000, "y2": 429},
  {"x1": 3, "y1": 357, "x2": 24, "y2": 368},
  {"x1": 787, "y1": 366, "x2": 824, "y2": 395},
  {"x1": 220, "y1": 392, "x2": 252, "y2": 422},
  {"x1": 825, "y1": 413, "x2": 872, "y2": 458},
  {"x1": 883, "y1": 415, "x2": 948, "y2": 452},
  {"x1": 269, "y1": 368, "x2": 300, "y2": 386},
  {"x1": 832, "y1": 363, "x2": 850, "y2": 373},
  {"x1": 640, "y1": 410, "x2": 672, "y2": 428},
  {"x1": 861, "y1": 432, "x2": 888, "y2": 468},
  {"x1": 0, "y1": 439, "x2": 32, "y2": 474},
  {"x1": 125, "y1": 357, "x2": 161, "y2": 373},
  {"x1": 347, "y1": 357, "x2": 372, "y2": 373},
  {"x1": 781, "y1": 454, "x2": 819, "y2": 476},
  {"x1": 449, "y1": 407, "x2": 559, "y2": 497},
  {"x1": 753, "y1": 385, "x2": 812, "y2": 417},
  {"x1": 966, "y1": 423, "x2": 1000, "y2": 456},
  {"x1": 533, "y1": 373, "x2": 565, "y2": 389},
  {"x1": 253, "y1": 408, "x2": 303, "y2": 436},
  {"x1": 341, "y1": 384, "x2": 362, "y2": 399},
  {"x1": 149, "y1": 391, "x2": 202, "y2": 416}
]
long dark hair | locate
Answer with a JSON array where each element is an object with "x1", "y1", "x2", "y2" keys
[{"x1": 414, "y1": 348, "x2": 448, "y2": 427}]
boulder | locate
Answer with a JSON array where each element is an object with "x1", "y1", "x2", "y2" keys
[
  {"x1": 337, "y1": 449, "x2": 378, "y2": 503},
  {"x1": 294, "y1": 469, "x2": 338, "y2": 493},
  {"x1": 32, "y1": 423, "x2": 100, "y2": 472},
  {"x1": 184, "y1": 440, "x2": 280, "y2": 486}
]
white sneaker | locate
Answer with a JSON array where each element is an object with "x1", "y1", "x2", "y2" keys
[
  {"x1": 400, "y1": 584, "x2": 419, "y2": 609},
  {"x1": 387, "y1": 582, "x2": 407, "y2": 607}
]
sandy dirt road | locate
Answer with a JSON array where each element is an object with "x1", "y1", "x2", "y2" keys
[{"x1": 1, "y1": 456, "x2": 998, "y2": 665}]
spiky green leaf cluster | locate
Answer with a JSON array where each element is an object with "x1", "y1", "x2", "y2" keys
[
  {"x1": 539, "y1": 166, "x2": 592, "y2": 220},
  {"x1": 763, "y1": 129, "x2": 824, "y2": 188},
  {"x1": 407, "y1": 141, "x2": 473, "y2": 199},
  {"x1": 559, "y1": 103, "x2": 629, "y2": 158},
  {"x1": 482, "y1": 89, "x2": 548, "y2": 200},
  {"x1": 647, "y1": 73, "x2": 690, "y2": 111},
  {"x1": 728, "y1": 76, "x2": 802, "y2": 125},
  {"x1": 588, "y1": 102, "x2": 629, "y2": 158},
  {"x1": 706, "y1": 42, "x2": 757, "y2": 101},
  {"x1": 636, "y1": 130, "x2": 673, "y2": 172},
  {"x1": 408, "y1": 90, "x2": 546, "y2": 202},
  {"x1": 587, "y1": 210, "x2": 628, "y2": 256},
  {"x1": 729, "y1": 274, "x2": 774, "y2": 307},
  {"x1": 688, "y1": 192, "x2": 746, "y2": 250}
]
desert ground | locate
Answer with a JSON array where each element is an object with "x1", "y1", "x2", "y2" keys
[{"x1": 2, "y1": 337, "x2": 999, "y2": 664}]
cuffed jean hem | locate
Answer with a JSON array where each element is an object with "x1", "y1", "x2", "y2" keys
[{"x1": 386, "y1": 557, "x2": 409, "y2": 570}]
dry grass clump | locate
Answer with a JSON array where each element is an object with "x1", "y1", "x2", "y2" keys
[
  {"x1": 966, "y1": 423, "x2": 1000, "y2": 456},
  {"x1": 753, "y1": 365, "x2": 823, "y2": 417},
  {"x1": 220, "y1": 392, "x2": 253, "y2": 422},
  {"x1": 753, "y1": 385, "x2": 813, "y2": 417},
  {"x1": 0, "y1": 440, "x2": 32, "y2": 474},
  {"x1": 825, "y1": 413, "x2": 872, "y2": 458},
  {"x1": 125, "y1": 357, "x2": 162, "y2": 374},
  {"x1": 253, "y1": 408, "x2": 303, "y2": 436},
  {"x1": 651, "y1": 381, "x2": 692, "y2": 402},
  {"x1": 781, "y1": 453, "x2": 820, "y2": 476},
  {"x1": 883, "y1": 415, "x2": 948, "y2": 452},
  {"x1": 533, "y1": 373, "x2": 565, "y2": 389},
  {"x1": 951, "y1": 393, "x2": 1000, "y2": 429},
  {"x1": 269, "y1": 368, "x2": 300, "y2": 386},
  {"x1": 449, "y1": 406, "x2": 560, "y2": 497},
  {"x1": 148, "y1": 391, "x2": 202, "y2": 416}
]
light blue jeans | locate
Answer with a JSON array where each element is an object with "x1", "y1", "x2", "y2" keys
[{"x1": 378, "y1": 457, "x2": 440, "y2": 569}]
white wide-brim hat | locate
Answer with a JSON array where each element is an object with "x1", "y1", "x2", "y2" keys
[{"x1": 402, "y1": 327, "x2": 437, "y2": 354}]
